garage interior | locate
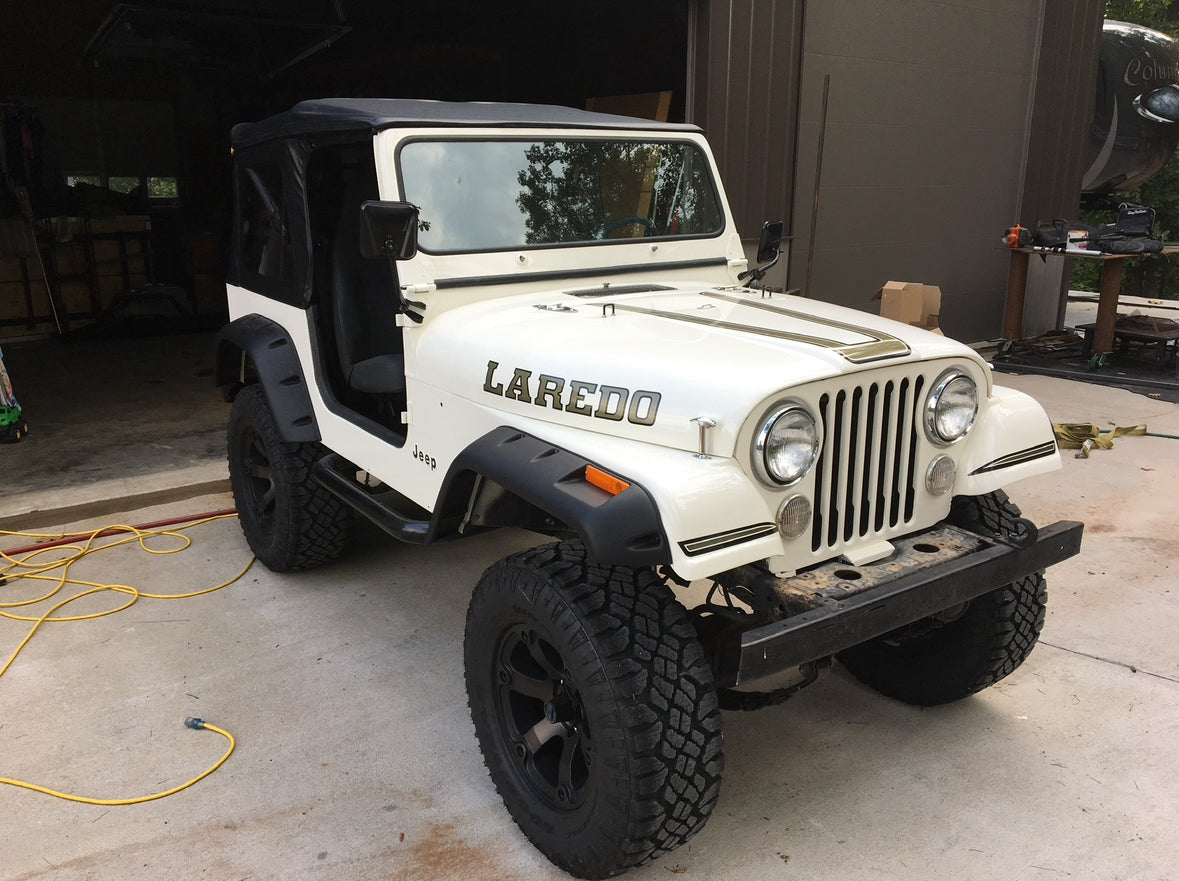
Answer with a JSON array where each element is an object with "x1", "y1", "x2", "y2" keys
[
  {"x1": 0, "y1": 0, "x2": 694, "y2": 508},
  {"x1": 0, "y1": 0, "x2": 692, "y2": 338},
  {"x1": 0, "y1": 0, "x2": 1115, "y2": 507}
]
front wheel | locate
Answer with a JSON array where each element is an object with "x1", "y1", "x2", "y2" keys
[
  {"x1": 464, "y1": 542, "x2": 724, "y2": 879},
  {"x1": 838, "y1": 490, "x2": 1047, "y2": 706}
]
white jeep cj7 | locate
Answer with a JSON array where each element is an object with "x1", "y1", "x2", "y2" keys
[{"x1": 216, "y1": 98, "x2": 1082, "y2": 879}]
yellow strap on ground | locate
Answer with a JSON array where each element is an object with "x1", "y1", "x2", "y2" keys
[
  {"x1": 1053, "y1": 422, "x2": 1147, "y2": 452},
  {"x1": 0, "y1": 514, "x2": 251, "y2": 804}
]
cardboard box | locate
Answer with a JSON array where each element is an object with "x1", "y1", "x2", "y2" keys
[
  {"x1": 876, "y1": 280, "x2": 923, "y2": 325},
  {"x1": 60, "y1": 280, "x2": 95, "y2": 315},
  {"x1": 0, "y1": 258, "x2": 27, "y2": 283},
  {"x1": 97, "y1": 274, "x2": 128, "y2": 300},
  {"x1": 78, "y1": 215, "x2": 151, "y2": 235},
  {"x1": 874, "y1": 280, "x2": 943, "y2": 335},
  {"x1": 92, "y1": 240, "x2": 123, "y2": 263},
  {"x1": 191, "y1": 273, "x2": 228, "y2": 316},
  {"x1": 49, "y1": 244, "x2": 88, "y2": 276},
  {"x1": 187, "y1": 232, "x2": 224, "y2": 273},
  {"x1": 0, "y1": 281, "x2": 32, "y2": 320}
]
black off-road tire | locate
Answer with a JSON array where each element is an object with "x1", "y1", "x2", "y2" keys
[
  {"x1": 226, "y1": 384, "x2": 352, "y2": 572},
  {"x1": 464, "y1": 541, "x2": 724, "y2": 879},
  {"x1": 838, "y1": 490, "x2": 1047, "y2": 706}
]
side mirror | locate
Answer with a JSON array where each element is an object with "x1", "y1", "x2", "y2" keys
[
  {"x1": 359, "y1": 200, "x2": 419, "y2": 260},
  {"x1": 739, "y1": 219, "x2": 785, "y2": 284},
  {"x1": 756, "y1": 220, "x2": 784, "y2": 264}
]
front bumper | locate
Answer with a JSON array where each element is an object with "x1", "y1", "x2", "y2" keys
[{"x1": 715, "y1": 519, "x2": 1084, "y2": 687}]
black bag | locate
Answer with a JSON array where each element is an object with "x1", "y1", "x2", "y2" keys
[
  {"x1": 1097, "y1": 236, "x2": 1164, "y2": 254},
  {"x1": 1032, "y1": 219, "x2": 1070, "y2": 250},
  {"x1": 1088, "y1": 207, "x2": 1163, "y2": 253},
  {"x1": 1115, "y1": 203, "x2": 1156, "y2": 237}
]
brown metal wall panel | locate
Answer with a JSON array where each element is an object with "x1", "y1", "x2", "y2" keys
[
  {"x1": 689, "y1": 0, "x2": 1102, "y2": 340},
  {"x1": 1016, "y1": 1, "x2": 1103, "y2": 336},
  {"x1": 786, "y1": 0, "x2": 1055, "y2": 339},
  {"x1": 1013, "y1": 0, "x2": 1103, "y2": 337},
  {"x1": 689, "y1": 0, "x2": 804, "y2": 238},
  {"x1": 1022, "y1": 2, "x2": 1103, "y2": 224}
]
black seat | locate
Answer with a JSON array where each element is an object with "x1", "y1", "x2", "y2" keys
[{"x1": 330, "y1": 187, "x2": 406, "y2": 397}]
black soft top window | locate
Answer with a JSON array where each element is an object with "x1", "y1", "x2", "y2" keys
[
  {"x1": 240, "y1": 163, "x2": 292, "y2": 283},
  {"x1": 229, "y1": 139, "x2": 312, "y2": 306}
]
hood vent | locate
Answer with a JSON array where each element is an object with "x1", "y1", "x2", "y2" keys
[{"x1": 563, "y1": 283, "x2": 675, "y2": 298}]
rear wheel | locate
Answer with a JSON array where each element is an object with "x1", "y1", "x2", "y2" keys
[
  {"x1": 838, "y1": 490, "x2": 1047, "y2": 706},
  {"x1": 226, "y1": 384, "x2": 352, "y2": 571},
  {"x1": 464, "y1": 541, "x2": 723, "y2": 879}
]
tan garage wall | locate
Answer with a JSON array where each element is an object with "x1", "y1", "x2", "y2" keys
[{"x1": 690, "y1": 0, "x2": 1102, "y2": 341}]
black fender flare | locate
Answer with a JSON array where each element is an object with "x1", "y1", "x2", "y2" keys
[
  {"x1": 442, "y1": 426, "x2": 670, "y2": 568},
  {"x1": 215, "y1": 314, "x2": 320, "y2": 443}
]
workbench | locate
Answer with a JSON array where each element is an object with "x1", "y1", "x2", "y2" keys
[{"x1": 1003, "y1": 245, "x2": 1179, "y2": 356}]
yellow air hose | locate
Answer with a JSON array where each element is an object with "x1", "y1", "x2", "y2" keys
[
  {"x1": 0, "y1": 718, "x2": 236, "y2": 806},
  {"x1": 0, "y1": 512, "x2": 252, "y2": 804}
]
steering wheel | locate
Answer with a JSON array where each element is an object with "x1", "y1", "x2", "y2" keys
[{"x1": 600, "y1": 215, "x2": 656, "y2": 238}]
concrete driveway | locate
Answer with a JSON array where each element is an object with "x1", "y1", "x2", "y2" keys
[{"x1": 3, "y1": 373, "x2": 1178, "y2": 881}]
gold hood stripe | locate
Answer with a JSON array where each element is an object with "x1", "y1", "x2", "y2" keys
[
  {"x1": 702, "y1": 291, "x2": 911, "y2": 363},
  {"x1": 612, "y1": 292, "x2": 911, "y2": 364}
]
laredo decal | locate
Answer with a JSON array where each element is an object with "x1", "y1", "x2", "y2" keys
[{"x1": 482, "y1": 361, "x2": 661, "y2": 426}]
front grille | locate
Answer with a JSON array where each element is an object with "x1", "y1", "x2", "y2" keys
[{"x1": 811, "y1": 373, "x2": 926, "y2": 553}]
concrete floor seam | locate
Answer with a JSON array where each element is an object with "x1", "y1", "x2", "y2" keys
[{"x1": 1040, "y1": 640, "x2": 1179, "y2": 684}]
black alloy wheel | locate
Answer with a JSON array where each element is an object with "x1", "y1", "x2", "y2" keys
[{"x1": 494, "y1": 624, "x2": 593, "y2": 811}]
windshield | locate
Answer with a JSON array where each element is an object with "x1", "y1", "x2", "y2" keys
[{"x1": 397, "y1": 138, "x2": 724, "y2": 252}]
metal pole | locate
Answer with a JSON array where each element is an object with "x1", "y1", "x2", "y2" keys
[
  {"x1": 803, "y1": 74, "x2": 831, "y2": 299},
  {"x1": 13, "y1": 185, "x2": 64, "y2": 335},
  {"x1": 28, "y1": 223, "x2": 64, "y2": 335}
]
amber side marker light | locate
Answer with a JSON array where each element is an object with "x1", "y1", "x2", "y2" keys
[{"x1": 585, "y1": 465, "x2": 630, "y2": 496}]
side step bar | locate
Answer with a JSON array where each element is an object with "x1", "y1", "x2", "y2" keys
[{"x1": 313, "y1": 453, "x2": 432, "y2": 543}]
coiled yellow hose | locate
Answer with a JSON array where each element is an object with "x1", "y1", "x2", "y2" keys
[{"x1": 1, "y1": 513, "x2": 251, "y2": 804}]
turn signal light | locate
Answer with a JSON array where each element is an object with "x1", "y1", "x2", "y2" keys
[{"x1": 585, "y1": 465, "x2": 630, "y2": 496}]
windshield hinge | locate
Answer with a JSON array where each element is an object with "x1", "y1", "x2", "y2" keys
[{"x1": 402, "y1": 283, "x2": 436, "y2": 295}]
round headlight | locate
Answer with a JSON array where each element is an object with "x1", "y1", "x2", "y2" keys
[
  {"x1": 754, "y1": 404, "x2": 819, "y2": 486},
  {"x1": 925, "y1": 371, "x2": 978, "y2": 445}
]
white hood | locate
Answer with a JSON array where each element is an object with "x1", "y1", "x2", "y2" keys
[{"x1": 414, "y1": 284, "x2": 983, "y2": 456}]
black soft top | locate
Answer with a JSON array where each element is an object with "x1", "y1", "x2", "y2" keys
[{"x1": 231, "y1": 98, "x2": 701, "y2": 148}]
